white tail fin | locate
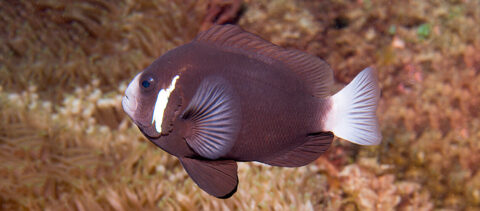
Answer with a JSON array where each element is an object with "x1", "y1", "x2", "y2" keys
[{"x1": 323, "y1": 67, "x2": 381, "y2": 145}]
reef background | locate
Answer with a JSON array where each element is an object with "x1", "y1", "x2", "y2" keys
[{"x1": 1, "y1": 0, "x2": 479, "y2": 210}]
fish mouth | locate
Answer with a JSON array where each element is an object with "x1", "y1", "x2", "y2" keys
[
  {"x1": 122, "y1": 95, "x2": 137, "y2": 120},
  {"x1": 122, "y1": 72, "x2": 142, "y2": 120}
]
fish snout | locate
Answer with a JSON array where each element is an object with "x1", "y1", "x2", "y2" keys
[
  {"x1": 122, "y1": 95, "x2": 137, "y2": 118},
  {"x1": 122, "y1": 73, "x2": 141, "y2": 119}
]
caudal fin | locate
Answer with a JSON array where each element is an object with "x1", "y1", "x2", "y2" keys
[{"x1": 323, "y1": 67, "x2": 381, "y2": 145}]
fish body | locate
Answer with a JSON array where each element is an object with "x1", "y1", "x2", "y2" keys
[{"x1": 122, "y1": 25, "x2": 381, "y2": 198}]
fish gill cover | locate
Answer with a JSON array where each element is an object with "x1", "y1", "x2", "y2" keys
[{"x1": 0, "y1": 0, "x2": 479, "y2": 210}]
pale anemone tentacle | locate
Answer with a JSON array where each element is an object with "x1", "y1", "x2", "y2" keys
[{"x1": 152, "y1": 75, "x2": 180, "y2": 133}]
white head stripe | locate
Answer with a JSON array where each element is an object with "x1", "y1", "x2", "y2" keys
[{"x1": 152, "y1": 75, "x2": 180, "y2": 133}]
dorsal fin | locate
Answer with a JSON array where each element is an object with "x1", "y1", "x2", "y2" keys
[
  {"x1": 194, "y1": 24, "x2": 334, "y2": 98},
  {"x1": 280, "y1": 49, "x2": 334, "y2": 97}
]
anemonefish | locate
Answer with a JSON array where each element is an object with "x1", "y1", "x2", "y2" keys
[{"x1": 122, "y1": 24, "x2": 381, "y2": 198}]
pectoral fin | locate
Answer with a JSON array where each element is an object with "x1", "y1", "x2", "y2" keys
[
  {"x1": 179, "y1": 157, "x2": 238, "y2": 198},
  {"x1": 181, "y1": 77, "x2": 240, "y2": 160}
]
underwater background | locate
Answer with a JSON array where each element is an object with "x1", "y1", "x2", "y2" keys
[{"x1": 1, "y1": 0, "x2": 479, "y2": 210}]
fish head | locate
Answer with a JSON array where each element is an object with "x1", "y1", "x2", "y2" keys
[{"x1": 122, "y1": 56, "x2": 187, "y2": 139}]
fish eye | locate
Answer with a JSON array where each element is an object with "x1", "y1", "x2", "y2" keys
[{"x1": 141, "y1": 77, "x2": 154, "y2": 89}]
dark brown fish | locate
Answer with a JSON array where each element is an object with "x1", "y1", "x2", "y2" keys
[{"x1": 122, "y1": 25, "x2": 381, "y2": 198}]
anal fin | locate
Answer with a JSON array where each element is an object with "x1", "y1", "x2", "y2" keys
[
  {"x1": 261, "y1": 132, "x2": 334, "y2": 167},
  {"x1": 179, "y1": 157, "x2": 238, "y2": 198}
]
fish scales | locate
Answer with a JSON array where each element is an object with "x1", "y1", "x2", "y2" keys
[{"x1": 157, "y1": 42, "x2": 327, "y2": 161}]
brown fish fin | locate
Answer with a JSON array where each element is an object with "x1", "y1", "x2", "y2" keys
[
  {"x1": 261, "y1": 132, "x2": 334, "y2": 167},
  {"x1": 181, "y1": 76, "x2": 240, "y2": 160},
  {"x1": 194, "y1": 24, "x2": 334, "y2": 98},
  {"x1": 280, "y1": 49, "x2": 334, "y2": 97},
  {"x1": 179, "y1": 157, "x2": 238, "y2": 198}
]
